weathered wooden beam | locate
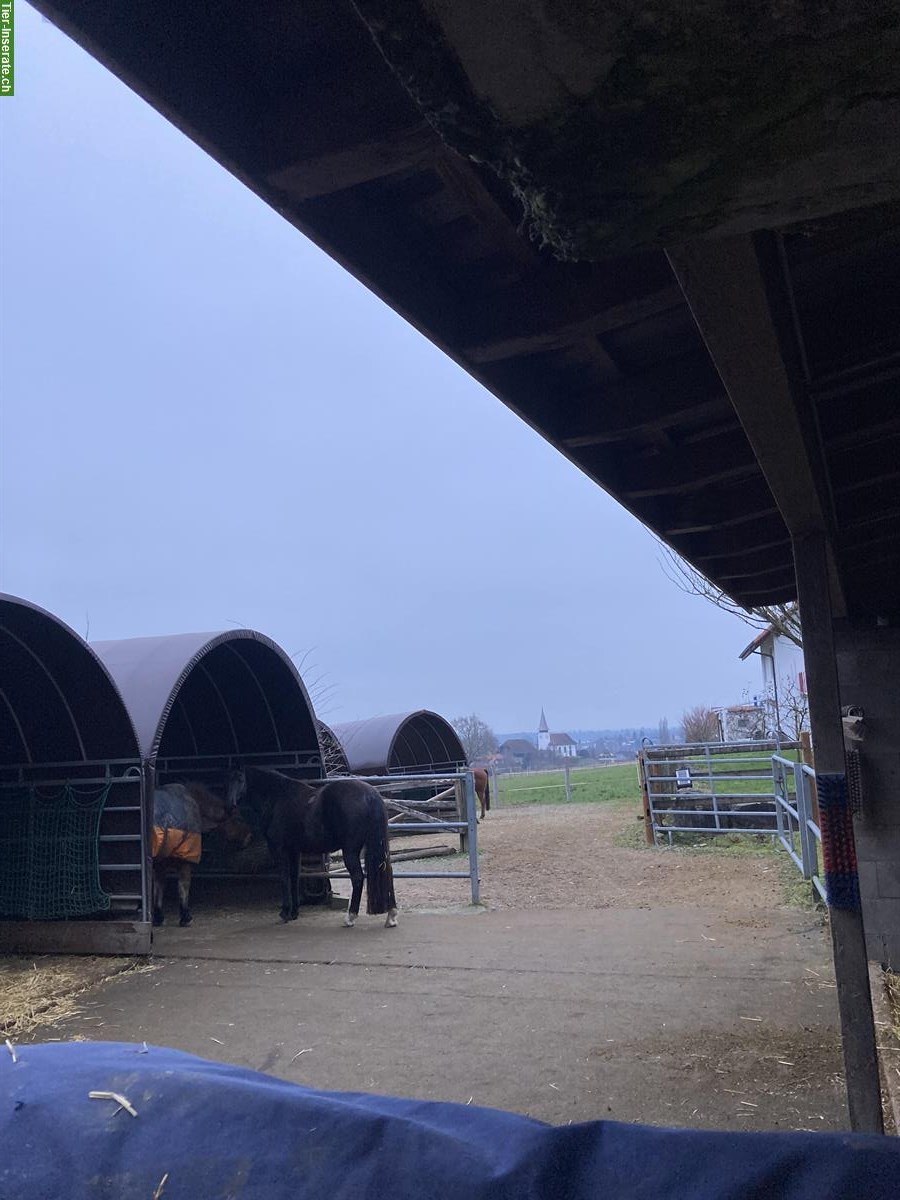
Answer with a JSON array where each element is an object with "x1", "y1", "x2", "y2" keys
[
  {"x1": 267, "y1": 124, "x2": 439, "y2": 200},
  {"x1": 614, "y1": 432, "x2": 759, "y2": 499},
  {"x1": 663, "y1": 475, "x2": 781, "y2": 536},
  {"x1": 667, "y1": 235, "x2": 830, "y2": 533},
  {"x1": 667, "y1": 233, "x2": 847, "y2": 616},
  {"x1": 563, "y1": 398, "x2": 730, "y2": 449},
  {"x1": 793, "y1": 531, "x2": 884, "y2": 1135},
  {"x1": 431, "y1": 151, "x2": 537, "y2": 270},
  {"x1": 465, "y1": 285, "x2": 684, "y2": 364},
  {"x1": 557, "y1": 352, "x2": 727, "y2": 446},
  {"x1": 679, "y1": 523, "x2": 791, "y2": 563}
]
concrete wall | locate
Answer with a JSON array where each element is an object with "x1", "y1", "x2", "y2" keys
[{"x1": 836, "y1": 626, "x2": 900, "y2": 968}]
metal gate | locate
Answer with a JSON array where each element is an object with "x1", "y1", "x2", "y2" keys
[{"x1": 638, "y1": 741, "x2": 798, "y2": 845}]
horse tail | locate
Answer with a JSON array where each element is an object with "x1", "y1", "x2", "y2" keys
[
  {"x1": 484, "y1": 769, "x2": 491, "y2": 812},
  {"x1": 364, "y1": 789, "x2": 396, "y2": 915}
]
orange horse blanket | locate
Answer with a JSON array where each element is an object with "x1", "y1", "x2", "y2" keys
[{"x1": 151, "y1": 827, "x2": 202, "y2": 863}]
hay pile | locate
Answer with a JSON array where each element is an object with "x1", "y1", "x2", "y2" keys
[{"x1": 0, "y1": 955, "x2": 155, "y2": 1041}]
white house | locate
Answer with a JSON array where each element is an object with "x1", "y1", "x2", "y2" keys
[
  {"x1": 739, "y1": 627, "x2": 808, "y2": 738},
  {"x1": 537, "y1": 709, "x2": 577, "y2": 757}
]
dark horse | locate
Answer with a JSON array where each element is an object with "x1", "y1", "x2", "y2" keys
[
  {"x1": 152, "y1": 782, "x2": 251, "y2": 927},
  {"x1": 226, "y1": 767, "x2": 398, "y2": 929},
  {"x1": 472, "y1": 767, "x2": 491, "y2": 821}
]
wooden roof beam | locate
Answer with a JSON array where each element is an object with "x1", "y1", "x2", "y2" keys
[
  {"x1": 267, "y1": 124, "x2": 439, "y2": 201},
  {"x1": 557, "y1": 352, "x2": 728, "y2": 446},
  {"x1": 613, "y1": 434, "x2": 761, "y2": 499},
  {"x1": 667, "y1": 233, "x2": 846, "y2": 616},
  {"x1": 465, "y1": 285, "x2": 684, "y2": 364}
]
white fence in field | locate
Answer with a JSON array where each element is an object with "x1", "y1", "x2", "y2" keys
[{"x1": 491, "y1": 761, "x2": 627, "y2": 806}]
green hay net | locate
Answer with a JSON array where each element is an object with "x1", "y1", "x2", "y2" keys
[{"x1": 0, "y1": 783, "x2": 112, "y2": 919}]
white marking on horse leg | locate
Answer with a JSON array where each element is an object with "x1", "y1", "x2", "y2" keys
[
  {"x1": 384, "y1": 908, "x2": 398, "y2": 928},
  {"x1": 343, "y1": 910, "x2": 356, "y2": 928}
]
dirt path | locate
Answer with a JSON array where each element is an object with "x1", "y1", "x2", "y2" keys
[{"x1": 394, "y1": 804, "x2": 787, "y2": 912}]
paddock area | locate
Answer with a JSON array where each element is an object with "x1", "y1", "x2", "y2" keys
[{"x1": 5, "y1": 794, "x2": 850, "y2": 1133}]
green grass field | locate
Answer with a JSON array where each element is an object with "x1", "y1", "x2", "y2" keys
[{"x1": 495, "y1": 764, "x2": 640, "y2": 809}]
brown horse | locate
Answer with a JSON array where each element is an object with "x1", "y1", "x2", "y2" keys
[
  {"x1": 152, "y1": 781, "x2": 251, "y2": 927},
  {"x1": 472, "y1": 767, "x2": 491, "y2": 820}
]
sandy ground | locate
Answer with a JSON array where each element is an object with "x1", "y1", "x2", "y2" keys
[{"x1": 392, "y1": 803, "x2": 786, "y2": 913}]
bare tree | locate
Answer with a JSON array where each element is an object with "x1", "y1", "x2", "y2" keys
[
  {"x1": 657, "y1": 716, "x2": 671, "y2": 744},
  {"x1": 765, "y1": 675, "x2": 810, "y2": 742},
  {"x1": 658, "y1": 543, "x2": 802, "y2": 648},
  {"x1": 452, "y1": 713, "x2": 498, "y2": 763},
  {"x1": 682, "y1": 704, "x2": 720, "y2": 743}
]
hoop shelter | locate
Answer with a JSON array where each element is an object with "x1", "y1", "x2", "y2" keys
[
  {"x1": 317, "y1": 720, "x2": 350, "y2": 776},
  {"x1": 0, "y1": 595, "x2": 147, "y2": 955},
  {"x1": 92, "y1": 630, "x2": 328, "y2": 903},
  {"x1": 332, "y1": 712, "x2": 466, "y2": 776}
]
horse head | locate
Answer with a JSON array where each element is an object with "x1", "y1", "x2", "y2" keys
[
  {"x1": 220, "y1": 813, "x2": 254, "y2": 850},
  {"x1": 225, "y1": 767, "x2": 247, "y2": 812}
]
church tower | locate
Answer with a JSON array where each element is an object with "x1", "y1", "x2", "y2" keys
[{"x1": 537, "y1": 708, "x2": 550, "y2": 752}]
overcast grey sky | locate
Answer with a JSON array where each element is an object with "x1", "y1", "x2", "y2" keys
[{"x1": 0, "y1": 4, "x2": 761, "y2": 732}]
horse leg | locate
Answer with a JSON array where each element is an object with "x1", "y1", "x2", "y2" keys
[
  {"x1": 289, "y1": 849, "x2": 300, "y2": 921},
  {"x1": 276, "y1": 848, "x2": 294, "y2": 923},
  {"x1": 152, "y1": 864, "x2": 165, "y2": 927},
  {"x1": 177, "y1": 863, "x2": 193, "y2": 927},
  {"x1": 342, "y1": 848, "x2": 364, "y2": 928}
]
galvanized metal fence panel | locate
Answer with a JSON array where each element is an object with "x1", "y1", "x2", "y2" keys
[
  {"x1": 324, "y1": 770, "x2": 480, "y2": 905},
  {"x1": 639, "y1": 741, "x2": 796, "y2": 844},
  {"x1": 772, "y1": 754, "x2": 826, "y2": 902}
]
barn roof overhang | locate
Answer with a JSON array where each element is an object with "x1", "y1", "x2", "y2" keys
[
  {"x1": 92, "y1": 630, "x2": 321, "y2": 767},
  {"x1": 31, "y1": 1, "x2": 900, "y2": 620}
]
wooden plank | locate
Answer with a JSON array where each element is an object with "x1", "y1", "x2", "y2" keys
[
  {"x1": 466, "y1": 285, "x2": 683, "y2": 364},
  {"x1": 0, "y1": 921, "x2": 152, "y2": 957},
  {"x1": 431, "y1": 150, "x2": 537, "y2": 270},
  {"x1": 667, "y1": 233, "x2": 847, "y2": 616},
  {"x1": 793, "y1": 531, "x2": 884, "y2": 1134},
  {"x1": 267, "y1": 124, "x2": 438, "y2": 200},
  {"x1": 558, "y1": 352, "x2": 726, "y2": 446}
]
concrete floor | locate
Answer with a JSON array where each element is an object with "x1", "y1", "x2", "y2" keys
[{"x1": 39, "y1": 900, "x2": 847, "y2": 1131}]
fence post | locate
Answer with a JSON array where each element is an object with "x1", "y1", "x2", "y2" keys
[
  {"x1": 637, "y1": 752, "x2": 655, "y2": 846},
  {"x1": 773, "y1": 757, "x2": 786, "y2": 844},
  {"x1": 491, "y1": 766, "x2": 500, "y2": 809},
  {"x1": 564, "y1": 763, "x2": 572, "y2": 803},
  {"x1": 463, "y1": 770, "x2": 480, "y2": 905},
  {"x1": 455, "y1": 776, "x2": 468, "y2": 854},
  {"x1": 793, "y1": 762, "x2": 813, "y2": 879}
]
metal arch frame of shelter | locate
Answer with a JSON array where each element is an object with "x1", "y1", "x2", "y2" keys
[
  {"x1": 92, "y1": 629, "x2": 329, "y2": 905},
  {"x1": 0, "y1": 594, "x2": 149, "y2": 956},
  {"x1": 91, "y1": 629, "x2": 324, "y2": 776},
  {"x1": 331, "y1": 711, "x2": 467, "y2": 777}
]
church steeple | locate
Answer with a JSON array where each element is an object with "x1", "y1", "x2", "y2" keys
[{"x1": 537, "y1": 708, "x2": 550, "y2": 751}]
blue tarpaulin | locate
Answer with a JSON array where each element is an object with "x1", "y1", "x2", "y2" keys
[{"x1": 1, "y1": 1042, "x2": 897, "y2": 1199}]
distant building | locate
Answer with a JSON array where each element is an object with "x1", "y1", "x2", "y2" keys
[
  {"x1": 739, "y1": 626, "x2": 808, "y2": 737},
  {"x1": 498, "y1": 738, "x2": 537, "y2": 768},
  {"x1": 716, "y1": 704, "x2": 766, "y2": 743},
  {"x1": 537, "y1": 708, "x2": 550, "y2": 753},
  {"x1": 537, "y1": 709, "x2": 577, "y2": 758},
  {"x1": 548, "y1": 732, "x2": 577, "y2": 758}
]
